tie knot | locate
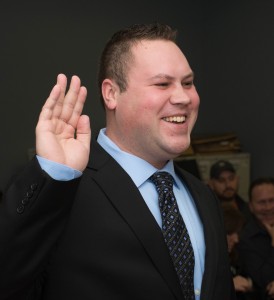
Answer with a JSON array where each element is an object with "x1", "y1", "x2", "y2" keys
[{"x1": 150, "y1": 171, "x2": 174, "y2": 191}]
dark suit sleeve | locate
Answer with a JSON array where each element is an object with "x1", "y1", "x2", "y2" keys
[
  {"x1": 0, "y1": 157, "x2": 80, "y2": 299},
  {"x1": 238, "y1": 225, "x2": 274, "y2": 289}
]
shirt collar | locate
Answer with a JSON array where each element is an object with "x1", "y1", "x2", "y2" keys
[{"x1": 97, "y1": 128, "x2": 178, "y2": 188}]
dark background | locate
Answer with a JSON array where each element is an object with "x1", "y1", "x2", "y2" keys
[{"x1": 1, "y1": 0, "x2": 273, "y2": 191}]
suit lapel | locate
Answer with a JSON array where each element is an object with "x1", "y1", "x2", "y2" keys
[{"x1": 87, "y1": 142, "x2": 184, "y2": 300}]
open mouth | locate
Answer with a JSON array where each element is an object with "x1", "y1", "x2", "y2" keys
[{"x1": 162, "y1": 116, "x2": 186, "y2": 123}]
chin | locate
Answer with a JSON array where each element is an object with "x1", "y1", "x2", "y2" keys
[
  {"x1": 175, "y1": 137, "x2": 191, "y2": 151},
  {"x1": 161, "y1": 136, "x2": 190, "y2": 158},
  {"x1": 264, "y1": 218, "x2": 274, "y2": 225},
  {"x1": 178, "y1": 144, "x2": 191, "y2": 155}
]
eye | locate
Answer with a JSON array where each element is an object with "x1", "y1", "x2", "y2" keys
[
  {"x1": 155, "y1": 82, "x2": 170, "y2": 87},
  {"x1": 182, "y1": 81, "x2": 194, "y2": 88},
  {"x1": 257, "y1": 200, "x2": 266, "y2": 206},
  {"x1": 217, "y1": 179, "x2": 225, "y2": 184}
]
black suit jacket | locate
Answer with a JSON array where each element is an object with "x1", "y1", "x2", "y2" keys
[
  {"x1": 0, "y1": 141, "x2": 236, "y2": 300},
  {"x1": 238, "y1": 216, "x2": 274, "y2": 292}
]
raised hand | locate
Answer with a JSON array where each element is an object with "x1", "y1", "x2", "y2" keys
[{"x1": 36, "y1": 74, "x2": 91, "y2": 171}]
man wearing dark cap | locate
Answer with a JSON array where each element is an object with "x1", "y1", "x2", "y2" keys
[{"x1": 209, "y1": 160, "x2": 251, "y2": 221}]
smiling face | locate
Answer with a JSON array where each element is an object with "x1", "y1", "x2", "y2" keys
[
  {"x1": 103, "y1": 39, "x2": 200, "y2": 168},
  {"x1": 249, "y1": 183, "x2": 274, "y2": 226}
]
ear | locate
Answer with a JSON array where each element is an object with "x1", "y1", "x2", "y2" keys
[{"x1": 101, "y1": 79, "x2": 119, "y2": 110}]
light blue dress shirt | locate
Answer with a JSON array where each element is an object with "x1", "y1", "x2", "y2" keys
[{"x1": 37, "y1": 128, "x2": 205, "y2": 299}]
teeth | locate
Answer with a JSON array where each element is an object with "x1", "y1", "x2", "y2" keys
[{"x1": 163, "y1": 116, "x2": 186, "y2": 123}]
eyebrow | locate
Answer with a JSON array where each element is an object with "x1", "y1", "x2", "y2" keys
[{"x1": 149, "y1": 72, "x2": 194, "y2": 81}]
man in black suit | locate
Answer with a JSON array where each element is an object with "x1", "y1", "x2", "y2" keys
[
  {"x1": 238, "y1": 177, "x2": 274, "y2": 299},
  {"x1": 0, "y1": 23, "x2": 235, "y2": 299}
]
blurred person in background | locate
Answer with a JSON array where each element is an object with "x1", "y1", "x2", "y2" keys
[
  {"x1": 222, "y1": 202, "x2": 258, "y2": 299},
  {"x1": 238, "y1": 177, "x2": 274, "y2": 299},
  {"x1": 209, "y1": 160, "x2": 251, "y2": 222}
]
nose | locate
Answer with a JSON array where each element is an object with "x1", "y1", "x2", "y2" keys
[
  {"x1": 225, "y1": 180, "x2": 232, "y2": 188},
  {"x1": 264, "y1": 201, "x2": 272, "y2": 210},
  {"x1": 169, "y1": 85, "x2": 191, "y2": 105}
]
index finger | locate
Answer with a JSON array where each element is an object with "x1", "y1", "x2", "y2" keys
[
  {"x1": 58, "y1": 75, "x2": 83, "y2": 124},
  {"x1": 39, "y1": 74, "x2": 68, "y2": 121}
]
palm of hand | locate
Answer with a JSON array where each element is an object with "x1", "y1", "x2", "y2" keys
[{"x1": 36, "y1": 74, "x2": 91, "y2": 171}]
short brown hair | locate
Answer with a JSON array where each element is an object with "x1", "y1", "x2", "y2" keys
[
  {"x1": 97, "y1": 23, "x2": 178, "y2": 107},
  {"x1": 248, "y1": 177, "x2": 274, "y2": 201}
]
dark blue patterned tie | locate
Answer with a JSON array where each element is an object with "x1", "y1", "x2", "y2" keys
[{"x1": 150, "y1": 171, "x2": 195, "y2": 300}]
